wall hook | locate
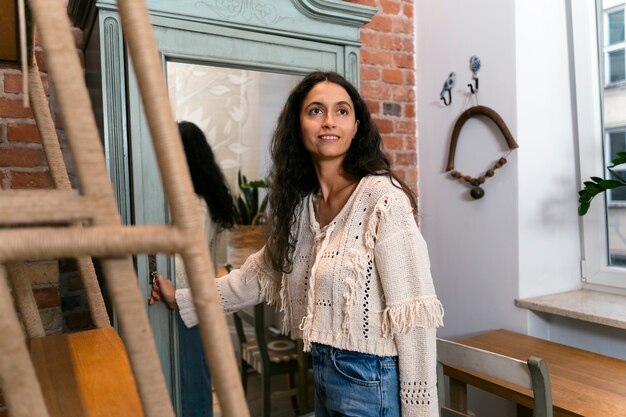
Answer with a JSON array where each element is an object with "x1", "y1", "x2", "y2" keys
[
  {"x1": 467, "y1": 79, "x2": 479, "y2": 94},
  {"x1": 468, "y1": 55, "x2": 481, "y2": 94},
  {"x1": 440, "y1": 72, "x2": 456, "y2": 106}
]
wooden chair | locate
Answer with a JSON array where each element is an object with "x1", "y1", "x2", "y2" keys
[
  {"x1": 437, "y1": 338, "x2": 553, "y2": 417},
  {"x1": 0, "y1": 1, "x2": 248, "y2": 416},
  {"x1": 225, "y1": 264, "x2": 305, "y2": 417}
]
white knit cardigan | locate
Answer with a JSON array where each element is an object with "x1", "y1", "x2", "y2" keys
[{"x1": 176, "y1": 175, "x2": 444, "y2": 417}]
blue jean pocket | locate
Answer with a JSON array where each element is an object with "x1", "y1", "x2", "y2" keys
[{"x1": 331, "y1": 349, "x2": 381, "y2": 387}]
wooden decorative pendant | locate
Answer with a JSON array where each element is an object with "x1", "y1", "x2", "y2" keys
[{"x1": 446, "y1": 105, "x2": 518, "y2": 199}]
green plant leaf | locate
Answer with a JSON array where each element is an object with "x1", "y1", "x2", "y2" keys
[
  {"x1": 609, "y1": 152, "x2": 626, "y2": 168},
  {"x1": 578, "y1": 177, "x2": 626, "y2": 215},
  {"x1": 236, "y1": 195, "x2": 250, "y2": 225},
  {"x1": 577, "y1": 151, "x2": 626, "y2": 215},
  {"x1": 234, "y1": 169, "x2": 269, "y2": 225}
]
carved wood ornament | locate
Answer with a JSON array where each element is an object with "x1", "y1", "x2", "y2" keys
[{"x1": 446, "y1": 105, "x2": 518, "y2": 199}]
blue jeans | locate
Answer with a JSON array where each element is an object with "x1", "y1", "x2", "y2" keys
[
  {"x1": 179, "y1": 317, "x2": 212, "y2": 417},
  {"x1": 311, "y1": 343, "x2": 401, "y2": 417}
]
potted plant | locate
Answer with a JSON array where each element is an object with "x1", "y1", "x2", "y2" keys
[
  {"x1": 227, "y1": 171, "x2": 270, "y2": 267},
  {"x1": 234, "y1": 171, "x2": 268, "y2": 226},
  {"x1": 578, "y1": 152, "x2": 626, "y2": 215}
]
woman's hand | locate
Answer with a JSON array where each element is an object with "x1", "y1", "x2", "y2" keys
[{"x1": 148, "y1": 275, "x2": 178, "y2": 310}]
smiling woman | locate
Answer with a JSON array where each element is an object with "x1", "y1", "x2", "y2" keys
[
  {"x1": 299, "y1": 81, "x2": 361, "y2": 227},
  {"x1": 300, "y1": 81, "x2": 359, "y2": 163},
  {"x1": 151, "y1": 71, "x2": 444, "y2": 417}
]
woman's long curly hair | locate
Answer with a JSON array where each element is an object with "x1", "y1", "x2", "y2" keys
[
  {"x1": 178, "y1": 121, "x2": 236, "y2": 231},
  {"x1": 264, "y1": 71, "x2": 417, "y2": 273}
]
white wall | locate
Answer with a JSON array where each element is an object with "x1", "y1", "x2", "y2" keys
[
  {"x1": 416, "y1": 1, "x2": 626, "y2": 416},
  {"x1": 416, "y1": 0, "x2": 525, "y2": 343},
  {"x1": 515, "y1": 0, "x2": 582, "y2": 300}
]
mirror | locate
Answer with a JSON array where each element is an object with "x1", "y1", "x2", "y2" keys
[{"x1": 166, "y1": 62, "x2": 301, "y2": 267}]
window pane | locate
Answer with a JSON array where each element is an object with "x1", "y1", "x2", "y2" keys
[
  {"x1": 609, "y1": 49, "x2": 626, "y2": 82},
  {"x1": 607, "y1": 131, "x2": 626, "y2": 264},
  {"x1": 610, "y1": 130, "x2": 626, "y2": 160},
  {"x1": 608, "y1": 131, "x2": 626, "y2": 202},
  {"x1": 609, "y1": 9, "x2": 625, "y2": 45}
]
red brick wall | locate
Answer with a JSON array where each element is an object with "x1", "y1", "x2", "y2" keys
[
  {"x1": 0, "y1": 21, "x2": 84, "y2": 414},
  {"x1": 0, "y1": 27, "x2": 84, "y2": 327},
  {"x1": 0, "y1": 57, "x2": 52, "y2": 190},
  {"x1": 348, "y1": 0, "x2": 417, "y2": 188}
]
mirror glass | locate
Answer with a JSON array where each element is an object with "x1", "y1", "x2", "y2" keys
[{"x1": 166, "y1": 62, "x2": 301, "y2": 266}]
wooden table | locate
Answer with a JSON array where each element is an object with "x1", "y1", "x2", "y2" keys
[{"x1": 445, "y1": 329, "x2": 626, "y2": 417}]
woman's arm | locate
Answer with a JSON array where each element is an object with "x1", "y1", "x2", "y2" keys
[
  {"x1": 373, "y1": 191, "x2": 444, "y2": 417},
  {"x1": 150, "y1": 248, "x2": 282, "y2": 328}
]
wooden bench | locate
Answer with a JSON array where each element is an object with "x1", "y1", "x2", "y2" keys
[
  {"x1": 29, "y1": 327, "x2": 144, "y2": 417},
  {"x1": 444, "y1": 329, "x2": 626, "y2": 417}
]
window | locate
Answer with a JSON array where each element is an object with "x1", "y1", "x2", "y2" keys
[
  {"x1": 573, "y1": 1, "x2": 626, "y2": 287},
  {"x1": 605, "y1": 6, "x2": 625, "y2": 84}
]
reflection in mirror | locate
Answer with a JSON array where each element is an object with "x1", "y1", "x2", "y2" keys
[{"x1": 166, "y1": 62, "x2": 301, "y2": 267}]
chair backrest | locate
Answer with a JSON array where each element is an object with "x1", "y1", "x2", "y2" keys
[
  {"x1": 224, "y1": 263, "x2": 271, "y2": 368},
  {"x1": 233, "y1": 304, "x2": 270, "y2": 356},
  {"x1": 437, "y1": 338, "x2": 552, "y2": 417}
]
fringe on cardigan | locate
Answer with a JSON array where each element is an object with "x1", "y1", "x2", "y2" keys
[
  {"x1": 364, "y1": 194, "x2": 392, "y2": 249},
  {"x1": 341, "y1": 248, "x2": 366, "y2": 344},
  {"x1": 381, "y1": 297, "x2": 444, "y2": 337},
  {"x1": 280, "y1": 274, "x2": 291, "y2": 335},
  {"x1": 241, "y1": 252, "x2": 281, "y2": 308}
]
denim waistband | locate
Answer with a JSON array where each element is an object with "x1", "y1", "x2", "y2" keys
[{"x1": 311, "y1": 342, "x2": 398, "y2": 360}]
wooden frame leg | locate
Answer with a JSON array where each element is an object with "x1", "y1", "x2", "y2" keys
[
  {"x1": 516, "y1": 404, "x2": 533, "y2": 417},
  {"x1": 449, "y1": 378, "x2": 468, "y2": 413}
]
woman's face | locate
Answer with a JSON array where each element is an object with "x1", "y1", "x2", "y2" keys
[{"x1": 300, "y1": 81, "x2": 359, "y2": 163}]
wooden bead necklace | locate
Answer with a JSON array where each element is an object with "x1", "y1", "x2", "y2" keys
[
  {"x1": 449, "y1": 155, "x2": 509, "y2": 199},
  {"x1": 446, "y1": 105, "x2": 518, "y2": 200}
]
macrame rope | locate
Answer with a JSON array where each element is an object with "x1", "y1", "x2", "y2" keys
[
  {"x1": 0, "y1": 266, "x2": 51, "y2": 417},
  {"x1": 17, "y1": 0, "x2": 28, "y2": 108},
  {"x1": 24, "y1": 0, "x2": 176, "y2": 415},
  {"x1": 28, "y1": 59, "x2": 109, "y2": 328}
]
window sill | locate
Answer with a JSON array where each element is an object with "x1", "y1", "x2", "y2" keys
[{"x1": 515, "y1": 289, "x2": 626, "y2": 330}]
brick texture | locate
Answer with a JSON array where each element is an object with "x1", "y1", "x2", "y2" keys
[
  {"x1": 10, "y1": 170, "x2": 53, "y2": 189},
  {"x1": 349, "y1": 0, "x2": 417, "y2": 192},
  {"x1": 22, "y1": 261, "x2": 60, "y2": 285},
  {"x1": 0, "y1": 4, "x2": 84, "y2": 338},
  {"x1": 7, "y1": 123, "x2": 41, "y2": 143}
]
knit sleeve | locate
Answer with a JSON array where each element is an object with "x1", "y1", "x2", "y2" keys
[
  {"x1": 372, "y1": 191, "x2": 443, "y2": 417},
  {"x1": 395, "y1": 328, "x2": 439, "y2": 416},
  {"x1": 175, "y1": 248, "x2": 282, "y2": 327},
  {"x1": 217, "y1": 249, "x2": 283, "y2": 314}
]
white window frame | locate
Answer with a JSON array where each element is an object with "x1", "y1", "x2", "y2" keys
[
  {"x1": 573, "y1": 0, "x2": 626, "y2": 289},
  {"x1": 604, "y1": 5, "x2": 626, "y2": 85}
]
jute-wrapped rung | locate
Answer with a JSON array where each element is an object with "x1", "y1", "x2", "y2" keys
[{"x1": 0, "y1": 0, "x2": 249, "y2": 416}]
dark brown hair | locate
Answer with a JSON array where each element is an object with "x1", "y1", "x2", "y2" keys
[
  {"x1": 178, "y1": 121, "x2": 236, "y2": 230},
  {"x1": 264, "y1": 71, "x2": 416, "y2": 273}
]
